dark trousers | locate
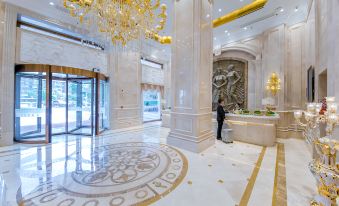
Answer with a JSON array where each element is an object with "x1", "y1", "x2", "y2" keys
[{"x1": 217, "y1": 120, "x2": 224, "y2": 139}]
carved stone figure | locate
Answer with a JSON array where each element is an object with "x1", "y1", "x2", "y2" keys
[
  {"x1": 212, "y1": 60, "x2": 247, "y2": 111},
  {"x1": 212, "y1": 67, "x2": 227, "y2": 104}
]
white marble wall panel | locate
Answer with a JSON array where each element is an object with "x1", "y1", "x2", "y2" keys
[
  {"x1": 286, "y1": 24, "x2": 305, "y2": 109},
  {"x1": 109, "y1": 51, "x2": 142, "y2": 129},
  {"x1": 141, "y1": 64, "x2": 164, "y2": 85},
  {"x1": 172, "y1": 0, "x2": 193, "y2": 110},
  {"x1": 168, "y1": 0, "x2": 214, "y2": 153},
  {"x1": 0, "y1": 3, "x2": 5, "y2": 136},
  {"x1": 16, "y1": 29, "x2": 108, "y2": 74},
  {"x1": 0, "y1": 4, "x2": 16, "y2": 146}
]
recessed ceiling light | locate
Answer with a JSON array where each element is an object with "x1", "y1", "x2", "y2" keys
[
  {"x1": 280, "y1": 8, "x2": 284, "y2": 12},
  {"x1": 294, "y1": 7, "x2": 299, "y2": 12},
  {"x1": 218, "y1": 9, "x2": 222, "y2": 12},
  {"x1": 49, "y1": 2, "x2": 55, "y2": 6},
  {"x1": 244, "y1": 27, "x2": 247, "y2": 30},
  {"x1": 224, "y1": 30, "x2": 228, "y2": 33}
]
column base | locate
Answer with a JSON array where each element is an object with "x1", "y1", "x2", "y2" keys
[
  {"x1": 0, "y1": 132, "x2": 14, "y2": 146},
  {"x1": 167, "y1": 131, "x2": 215, "y2": 153}
]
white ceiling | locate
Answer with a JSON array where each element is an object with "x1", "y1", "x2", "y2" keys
[{"x1": 3, "y1": 0, "x2": 310, "y2": 58}]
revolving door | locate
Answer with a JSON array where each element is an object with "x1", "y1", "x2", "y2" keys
[{"x1": 14, "y1": 65, "x2": 109, "y2": 143}]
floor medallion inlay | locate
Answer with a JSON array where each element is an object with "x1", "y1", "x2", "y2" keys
[{"x1": 18, "y1": 142, "x2": 188, "y2": 206}]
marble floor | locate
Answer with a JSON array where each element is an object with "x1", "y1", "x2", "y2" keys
[{"x1": 0, "y1": 122, "x2": 317, "y2": 206}]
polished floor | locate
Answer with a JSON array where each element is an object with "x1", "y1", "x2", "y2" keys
[{"x1": 0, "y1": 122, "x2": 317, "y2": 206}]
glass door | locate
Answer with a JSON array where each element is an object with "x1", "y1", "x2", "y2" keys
[
  {"x1": 68, "y1": 79, "x2": 81, "y2": 133},
  {"x1": 51, "y1": 74, "x2": 67, "y2": 135},
  {"x1": 99, "y1": 80, "x2": 109, "y2": 132},
  {"x1": 15, "y1": 72, "x2": 46, "y2": 141},
  {"x1": 68, "y1": 78, "x2": 94, "y2": 136},
  {"x1": 15, "y1": 65, "x2": 109, "y2": 143}
]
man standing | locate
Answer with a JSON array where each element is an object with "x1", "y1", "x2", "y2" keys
[{"x1": 217, "y1": 99, "x2": 225, "y2": 140}]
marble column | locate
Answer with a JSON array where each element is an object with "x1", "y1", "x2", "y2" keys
[
  {"x1": 108, "y1": 50, "x2": 143, "y2": 130},
  {"x1": 167, "y1": 0, "x2": 215, "y2": 153},
  {"x1": 0, "y1": 4, "x2": 17, "y2": 146}
]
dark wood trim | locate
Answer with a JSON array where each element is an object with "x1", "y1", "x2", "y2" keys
[
  {"x1": 45, "y1": 66, "x2": 52, "y2": 143},
  {"x1": 95, "y1": 73, "x2": 100, "y2": 136},
  {"x1": 16, "y1": 64, "x2": 108, "y2": 79}
]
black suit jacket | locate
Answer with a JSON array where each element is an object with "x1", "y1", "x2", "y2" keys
[{"x1": 217, "y1": 105, "x2": 225, "y2": 122}]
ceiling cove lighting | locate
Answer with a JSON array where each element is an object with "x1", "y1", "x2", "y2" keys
[{"x1": 213, "y1": 0, "x2": 268, "y2": 28}]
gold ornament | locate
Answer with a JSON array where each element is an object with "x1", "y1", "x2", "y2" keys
[{"x1": 266, "y1": 72, "x2": 281, "y2": 96}]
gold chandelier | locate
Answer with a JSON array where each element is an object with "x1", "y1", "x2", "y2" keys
[
  {"x1": 266, "y1": 72, "x2": 281, "y2": 96},
  {"x1": 63, "y1": 0, "x2": 170, "y2": 46}
]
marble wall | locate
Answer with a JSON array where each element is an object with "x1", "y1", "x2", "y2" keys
[
  {"x1": 141, "y1": 63, "x2": 164, "y2": 86},
  {"x1": 108, "y1": 51, "x2": 143, "y2": 129},
  {"x1": 16, "y1": 29, "x2": 108, "y2": 74},
  {"x1": 0, "y1": 4, "x2": 17, "y2": 146},
  {"x1": 215, "y1": 0, "x2": 339, "y2": 139}
]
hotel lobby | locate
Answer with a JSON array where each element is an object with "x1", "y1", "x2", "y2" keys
[{"x1": 0, "y1": 0, "x2": 338, "y2": 205}]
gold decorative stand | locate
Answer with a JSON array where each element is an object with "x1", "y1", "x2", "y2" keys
[{"x1": 294, "y1": 97, "x2": 339, "y2": 206}]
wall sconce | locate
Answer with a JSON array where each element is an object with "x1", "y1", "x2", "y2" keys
[{"x1": 266, "y1": 72, "x2": 281, "y2": 96}]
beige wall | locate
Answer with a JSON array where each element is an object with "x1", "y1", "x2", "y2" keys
[
  {"x1": 218, "y1": 2, "x2": 317, "y2": 111},
  {"x1": 108, "y1": 51, "x2": 143, "y2": 129},
  {"x1": 16, "y1": 29, "x2": 108, "y2": 74}
]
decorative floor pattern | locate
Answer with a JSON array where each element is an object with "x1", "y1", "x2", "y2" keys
[
  {"x1": 0, "y1": 123, "x2": 317, "y2": 206},
  {"x1": 18, "y1": 142, "x2": 188, "y2": 206}
]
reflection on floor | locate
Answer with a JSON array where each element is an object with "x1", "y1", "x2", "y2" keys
[
  {"x1": 0, "y1": 122, "x2": 317, "y2": 206},
  {"x1": 143, "y1": 112, "x2": 161, "y2": 122}
]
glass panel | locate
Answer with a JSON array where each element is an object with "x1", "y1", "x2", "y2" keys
[
  {"x1": 51, "y1": 79, "x2": 67, "y2": 134},
  {"x1": 15, "y1": 73, "x2": 46, "y2": 140},
  {"x1": 69, "y1": 79, "x2": 93, "y2": 135},
  {"x1": 99, "y1": 80, "x2": 109, "y2": 132},
  {"x1": 68, "y1": 80, "x2": 80, "y2": 132},
  {"x1": 143, "y1": 90, "x2": 161, "y2": 122}
]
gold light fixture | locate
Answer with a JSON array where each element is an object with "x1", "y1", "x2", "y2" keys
[
  {"x1": 266, "y1": 72, "x2": 281, "y2": 96},
  {"x1": 63, "y1": 0, "x2": 170, "y2": 46},
  {"x1": 213, "y1": 0, "x2": 268, "y2": 28}
]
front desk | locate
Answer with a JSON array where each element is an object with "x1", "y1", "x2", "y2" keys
[{"x1": 225, "y1": 113, "x2": 280, "y2": 147}]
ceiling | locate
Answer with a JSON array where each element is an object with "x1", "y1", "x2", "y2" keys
[{"x1": 3, "y1": 0, "x2": 311, "y2": 59}]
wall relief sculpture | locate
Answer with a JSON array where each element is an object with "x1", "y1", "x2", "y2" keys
[{"x1": 212, "y1": 59, "x2": 248, "y2": 111}]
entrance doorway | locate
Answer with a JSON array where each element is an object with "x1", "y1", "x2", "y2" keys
[
  {"x1": 14, "y1": 65, "x2": 109, "y2": 143},
  {"x1": 318, "y1": 69, "x2": 327, "y2": 101},
  {"x1": 143, "y1": 90, "x2": 161, "y2": 122}
]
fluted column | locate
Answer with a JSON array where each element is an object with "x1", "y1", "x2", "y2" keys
[
  {"x1": 0, "y1": 4, "x2": 17, "y2": 146},
  {"x1": 167, "y1": 0, "x2": 214, "y2": 153}
]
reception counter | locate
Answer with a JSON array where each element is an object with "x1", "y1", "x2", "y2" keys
[{"x1": 225, "y1": 113, "x2": 280, "y2": 147}]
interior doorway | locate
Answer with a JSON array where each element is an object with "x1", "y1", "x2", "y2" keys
[
  {"x1": 318, "y1": 69, "x2": 327, "y2": 101},
  {"x1": 142, "y1": 90, "x2": 161, "y2": 122},
  {"x1": 14, "y1": 65, "x2": 109, "y2": 143}
]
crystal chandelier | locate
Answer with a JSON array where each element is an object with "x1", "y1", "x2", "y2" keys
[{"x1": 63, "y1": 0, "x2": 170, "y2": 46}]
